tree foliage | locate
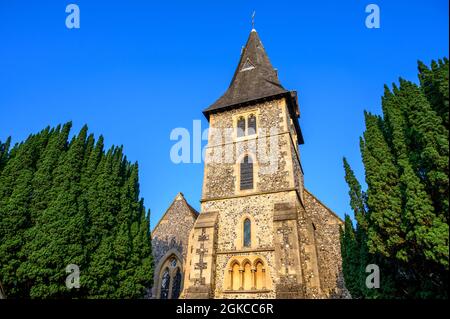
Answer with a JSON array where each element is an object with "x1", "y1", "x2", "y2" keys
[
  {"x1": 341, "y1": 58, "x2": 449, "y2": 299},
  {"x1": 0, "y1": 123, "x2": 153, "y2": 298}
]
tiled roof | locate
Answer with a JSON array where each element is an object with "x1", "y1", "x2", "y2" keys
[{"x1": 203, "y1": 29, "x2": 289, "y2": 115}]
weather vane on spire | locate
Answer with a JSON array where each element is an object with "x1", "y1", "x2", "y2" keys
[{"x1": 252, "y1": 11, "x2": 256, "y2": 30}]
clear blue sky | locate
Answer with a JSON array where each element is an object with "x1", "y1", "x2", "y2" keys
[{"x1": 0, "y1": 1, "x2": 448, "y2": 229}]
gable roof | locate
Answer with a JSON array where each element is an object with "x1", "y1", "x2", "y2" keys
[{"x1": 151, "y1": 192, "x2": 199, "y2": 236}]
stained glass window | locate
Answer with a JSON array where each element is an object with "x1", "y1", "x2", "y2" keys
[
  {"x1": 243, "y1": 218, "x2": 251, "y2": 247},
  {"x1": 171, "y1": 268, "x2": 182, "y2": 299},
  {"x1": 160, "y1": 268, "x2": 170, "y2": 299}
]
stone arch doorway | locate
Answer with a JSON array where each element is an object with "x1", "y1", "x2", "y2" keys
[{"x1": 154, "y1": 249, "x2": 184, "y2": 299}]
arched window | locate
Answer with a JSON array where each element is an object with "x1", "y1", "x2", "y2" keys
[
  {"x1": 243, "y1": 218, "x2": 251, "y2": 247},
  {"x1": 160, "y1": 268, "x2": 170, "y2": 299},
  {"x1": 156, "y1": 253, "x2": 183, "y2": 299},
  {"x1": 248, "y1": 114, "x2": 257, "y2": 135},
  {"x1": 237, "y1": 116, "x2": 246, "y2": 137},
  {"x1": 240, "y1": 155, "x2": 253, "y2": 190},
  {"x1": 171, "y1": 268, "x2": 182, "y2": 299}
]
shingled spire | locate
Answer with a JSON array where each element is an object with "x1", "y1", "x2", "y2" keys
[
  {"x1": 203, "y1": 29, "x2": 290, "y2": 115},
  {"x1": 203, "y1": 29, "x2": 303, "y2": 144}
]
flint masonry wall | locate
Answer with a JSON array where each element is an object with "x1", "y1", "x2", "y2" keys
[
  {"x1": 151, "y1": 195, "x2": 198, "y2": 268},
  {"x1": 202, "y1": 191, "x2": 298, "y2": 298},
  {"x1": 203, "y1": 98, "x2": 293, "y2": 200},
  {"x1": 303, "y1": 189, "x2": 349, "y2": 298}
]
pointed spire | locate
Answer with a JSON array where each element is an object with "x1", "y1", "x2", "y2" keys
[{"x1": 203, "y1": 29, "x2": 288, "y2": 115}]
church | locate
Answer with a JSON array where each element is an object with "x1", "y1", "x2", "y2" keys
[{"x1": 150, "y1": 28, "x2": 348, "y2": 299}]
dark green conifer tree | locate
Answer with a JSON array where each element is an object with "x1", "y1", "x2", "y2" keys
[
  {"x1": 341, "y1": 59, "x2": 449, "y2": 299},
  {"x1": 0, "y1": 132, "x2": 45, "y2": 297},
  {"x1": 0, "y1": 123, "x2": 153, "y2": 298},
  {"x1": 418, "y1": 58, "x2": 449, "y2": 129},
  {"x1": 0, "y1": 137, "x2": 11, "y2": 172}
]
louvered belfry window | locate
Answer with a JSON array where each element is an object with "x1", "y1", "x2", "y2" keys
[
  {"x1": 240, "y1": 155, "x2": 254, "y2": 190},
  {"x1": 237, "y1": 117, "x2": 246, "y2": 137},
  {"x1": 248, "y1": 114, "x2": 257, "y2": 135}
]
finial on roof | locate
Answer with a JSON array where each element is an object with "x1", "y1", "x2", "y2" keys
[
  {"x1": 251, "y1": 11, "x2": 256, "y2": 32},
  {"x1": 175, "y1": 192, "x2": 184, "y2": 200}
]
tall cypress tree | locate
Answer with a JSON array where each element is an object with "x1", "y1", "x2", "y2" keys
[
  {"x1": 340, "y1": 215, "x2": 362, "y2": 298},
  {"x1": 341, "y1": 58, "x2": 449, "y2": 299},
  {"x1": 341, "y1": 158, "x2": 368, "y2": 298},
  {"x1": 0, "y1": 137, "x2": 11, "y2": 172},
  {"x1": 17, "y1": 125, "x2": 67, "y2": 295},
  {"x1": 25, "y1": 126, "x2": 88, "y2": 298},
  {"x1": 403, "y1": 79, "x2": 448, "y2": 222},
  {"x1": 361, "y1": 112, "x2": 405, "y2": 259},
  {"x1": 132, "y1": 205, "x2": 153, "y2": 298},
  {"x1": 0, "y1": 131, "x2": 47, "y2": 297},
  {"x1": 0, "y1": 123, "x2": 154, "y2": 298},
  {"x1": 418, "y1": 58, "x2": 449, "y2": 129}
]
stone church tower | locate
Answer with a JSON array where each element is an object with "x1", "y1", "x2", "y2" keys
[{"x1": 151, "y1": 28, "x2": 347, "y2": 299}]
